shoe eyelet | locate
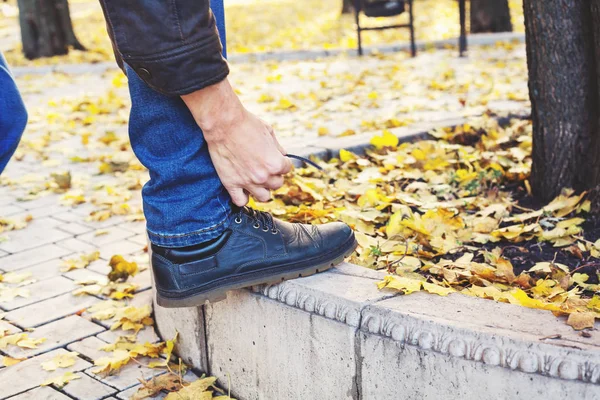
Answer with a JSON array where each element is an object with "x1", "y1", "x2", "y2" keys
[
  {"x1": 253, "y1": 223, "x2": 261, "y2": 229},
  {"x1": 262, "y1": 227, "x2": 269, "y2": 232},
  {"x1": 271, "y1": 229, "x2": 278, "y2": 235},
  {"x1": 235, "y1": 217, "x2": 242, "y2": 224}
]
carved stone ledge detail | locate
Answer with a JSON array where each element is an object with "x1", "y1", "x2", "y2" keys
[
  {"x1": 250, "y1": 283, "x2": 362, "y2": 327},
  {"x1": 360, "y1": 310, "x2": 600, "y2": 384}
]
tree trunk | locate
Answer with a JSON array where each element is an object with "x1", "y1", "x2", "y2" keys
[
  {"x1": 341, "y1": 0, "x2": 354, "y2": 15},
  {"x1": 524, "y1": 0, "x2": 600, "y2": 203},
  {"x1": 17, "y1": 0, "x2": 85, "y2": 60},
  {"x1": 470, "y1": 0, "x2": 512, "y2": 33}
]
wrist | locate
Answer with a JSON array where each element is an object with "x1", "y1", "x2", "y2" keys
[{"x1": 181, "y1": 78, "x2": 244, "y2": 139}]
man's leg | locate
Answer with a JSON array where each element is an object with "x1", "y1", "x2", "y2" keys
[
  {"x1": 131, "y1": 2, "x2": 356, "y2": 308},
  {"x1": 0, "y1": 53, "x2": 27, "y2": 175},
  {"x1": 126, "y1": 66, "x2": 232, "y2": 247},
  {"x1": 126, "y1": 0, "x2": 231, "y2": 248}
]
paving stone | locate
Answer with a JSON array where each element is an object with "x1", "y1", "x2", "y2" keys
[
  {"x1": 0, "y1": 244, "x2": 71, "y2": 272},
  {"x1": 81, "y1": 216, "x2": 127, "y2": 230},
  {"x1": 130, "y1": 289, "x2": 153, "y2": 308},
  {"x1": 0, "y1": 276, "x2": 76, "y2": 311},
  {"x1": 78, "y1": 227, "x2": 134, "y2": 247},
  {"x1": 98, "y1": 240, "x2": 144, "y2": 261},
  {"x1": 116, "y1": 387, "x2": 166, "y2": 400},
  {"x1": 5, "y1": 292, "x2": 100, "y2": 328},
  {"x1": 130, "y1": 269, "x2": 152, "y2": 293},
  {"x1": 57, "y1": 222, "x2": 94, "y2": 236},
  {"x1": 86, "y1": 259, "x2": 111, "y2": 276},
  {"x1": 97, "y1": 325, "x2": 160, "y2": 345},
  {"x1": 61, "y1": 372, "x2": 117, "y2": 400},
  {"x1": 19, "y1": 204, "x2": 68, "y2": 220},
  {"x1": 119, "y1": 222, "x2": 146, "y2": 235},
  {"x1": 0, "y1": 348, "x2": 91, "y2": 399},
  {"x1": 62, "y1": 268, "x2": 108, "y2": 284},
  {"x1": 2, "y1": 315, "x2": 105, "y2": 358},
  {"x1": 0, "y1": 204, "x2": 25, "y2": 217},
  {"x1": 55, "y1": 238, "x2": 98, "y2": 253},
  {"x1": 0, "y1": 218, "x2": 70, "y2": 253},
  {"x1": 52, "y1": 210, "x2": 93, "y2": 225},
  {"x1": 67, "y1": 336, "x2": 110, "y2": 363},
  {"x1": 127, "y1": 234, "x2": 148, "y2": 247},
  {"x1": 6, "y1": 259, "x2": 64, "y2": 283},
  {"x1": 7, "y1": 386, "x2": 71, "y2": 400},
  {"x1": 0, "y1": 194, "x2": 14, "y2": 207},
  {"x1": 87, "y1": 357, "x2": 166, "y2": 391},
  {"x1": 17, "y1": 195, "x2": 60, "y2": 210},
  {"x1": 0, "y1": 320, "x2": 22, "y2": 334}
]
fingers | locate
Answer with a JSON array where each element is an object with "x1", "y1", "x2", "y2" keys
[
  {"x1": 268, "y1": 126, "x2": 288, "y2": 156},
  {"x1": 265, "y1": 175, "x2": 284, "y2": 190},
  {"x1": 274, "y1": 156, "x2": 293, "y2": 175},
  {"x1": 248, "y1": 186, "x2": 271, "y2": 203},
  {"x1": 229, "y1": 188, "x2": 249, "y2": 207}
]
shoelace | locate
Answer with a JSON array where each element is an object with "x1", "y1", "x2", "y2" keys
[
  {"x1": 233, "y1": 154, "x2": 322, "y2": 233},
  {"x1": 234, "y1": 206, "x2": 278, "y2": 233},
  {"x1": 286, "y1": 154, "x2": 323, "y2": 171}
]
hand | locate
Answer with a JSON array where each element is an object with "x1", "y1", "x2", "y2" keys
[{"x1": 182, "y1": 78, "x2": 292, "y2": 206}]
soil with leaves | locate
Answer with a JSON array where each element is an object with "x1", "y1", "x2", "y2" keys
[{"x1": 255, "y1": 116, "x2": 600, "y2": 332}]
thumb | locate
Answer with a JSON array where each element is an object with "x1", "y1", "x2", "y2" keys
[{"x1": 228, "y1": 187, "x2": 249, "y2": 207}]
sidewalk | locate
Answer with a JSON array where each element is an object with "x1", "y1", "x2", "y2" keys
[{"x1": 0, "y1": 43, "x2": 529, "y2": 399}]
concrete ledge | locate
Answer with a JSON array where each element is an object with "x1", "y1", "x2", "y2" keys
[{"x1": 154, "y1": 262, "x2": 600, "y2": 399}]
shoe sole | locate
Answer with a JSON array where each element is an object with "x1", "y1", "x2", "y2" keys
[{"x1": 156, "y1": 235, "x2": 358, "y2": 308}]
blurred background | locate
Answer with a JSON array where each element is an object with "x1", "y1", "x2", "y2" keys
[{"x1": 0, "y1": 0, "x2": 524, "y2": 66}]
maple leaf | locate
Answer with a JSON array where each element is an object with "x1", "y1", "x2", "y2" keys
[
  {"x1": 41, "y1": 352, "x2": 79, "y2": 371},
  {"x1": 370, "y1": 129, "x2": 399, "y2": 150},
  {"x1": 61, "y1": 251, "x2": 100, "y2": 272},
  {"x1": 566, "y1": 312, "x2": 596, "y2": 331},
  {"x1": 131, "y1": 374, "x2": 184, "y2": 400},
  {"x1": 148, "y1": 333, "x2": 178, "y2": 368},
  {"x1": 92, "y1": 349, "x2": 131, "y2": 375},
  {"x1": 164, "y1": 377, "x2": 218, "y2": 400},
  {"x1": 0, "y1": 333, "x2": 46, "y2": 350},
  {"x1": 110, "y1": 305, "x2": 153, "y2": 332},
  {"x1": 339, "y1": 149, "x2": 356, "y2": 163},
  {"x1": 41, "y1": 371, "x2": 81, "y2": 388},
  {"x1": 0, "y1": 284, "x2": 30, "y2": 302},
  {"x1": 2, "y1": 356, "x2": 24, "y2": 367}
]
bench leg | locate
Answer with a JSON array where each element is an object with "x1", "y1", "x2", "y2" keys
[
  {"x1": 408, "y1": 0, "x2": 416, "y2": 57},
  {"x1": 354, "y1": 0, "x2": 363, "y2": 56}
]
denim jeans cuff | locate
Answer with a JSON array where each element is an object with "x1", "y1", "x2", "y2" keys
[{"x1": 147, "y1": 211, "x2": 231, "y2": 248}]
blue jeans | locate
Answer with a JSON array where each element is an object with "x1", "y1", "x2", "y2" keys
[
  {"x1": 127, "y1": 0, "x2": 231, "y2": 247},
  {"x1": 0, "y1": 53, "x2": 27, "y2": 174}
]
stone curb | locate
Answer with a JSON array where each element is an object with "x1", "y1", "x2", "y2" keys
[
  {"x1": 11, "y1": 32, "x2": 525, "y2": 77},
  {"x1": 287, "y1": 111, "x2": 530, "y2": 167},
  {"x1": 248, "y1": 263, "x2": 600, "y2": 386},
  {"x1": 153, "y1": 110, "x2": 600, "y2": 399}
]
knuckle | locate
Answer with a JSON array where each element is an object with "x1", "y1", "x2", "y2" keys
[{"x1": 253, "y1": 170, "x2": 269, "y2": 185}]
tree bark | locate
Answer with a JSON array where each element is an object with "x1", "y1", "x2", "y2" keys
[
  {"x1": 470, "y1": 0, "x2": 512, "y2": 33},
  {"x1": 524, "y1": 0, "x2": 600, "y2": 203},
  {"x1": 341, "y1": 0, "x2": 354, "y2": 15},
  {"x1": 17, "y1": 0, "x2": 85, "y2": 60}
]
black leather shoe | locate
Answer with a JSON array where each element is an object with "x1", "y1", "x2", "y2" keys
[{"x1": 151, "y1": 207, "x2": 357, "y2": 308}]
